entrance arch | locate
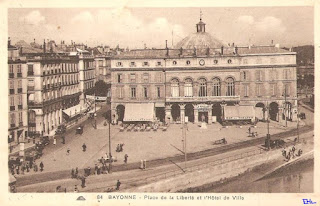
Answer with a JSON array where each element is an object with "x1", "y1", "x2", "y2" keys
[
  {"x1": 171, "y1": 104, "x2": 180, "y2": 122},
  {"x1": 116, "y1": 104, "x2": 125, "y2": 122},
  {"x1": 212, "y1": 103, "x2": 222, "y2": 123},
  {"x1": 269, "y1": 102, "x2": 279, "y2": 121},
  {"x1": 185, "y1": 104, "x2": 194, "y2": 122},
  {"x1": 255, "y1": 102, "x2": 265, "y2": 120}
]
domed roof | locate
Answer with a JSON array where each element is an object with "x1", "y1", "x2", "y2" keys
[
  {"x1": 175, "y1": 18, "x2": 224, "y2": 49},
  {"x1": 175, "y1": 32, "x2": 224, "y2": 49}
]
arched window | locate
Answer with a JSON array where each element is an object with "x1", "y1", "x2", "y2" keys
[
  {"x1": 212, "y1": 78, "x2": 221, "y2": 96},
  {"x1": 199, "y1": 78, "x2": 207, "y2": 97},
  {"x1": 171, "y1": 78, "x2": 179, "y2": 97},
  {"x1": 226, "y1": 77, "x2": 235, "y2": 96},
  {"x1": 184, "y1": 78, "x2": 193, "y2": 97}
]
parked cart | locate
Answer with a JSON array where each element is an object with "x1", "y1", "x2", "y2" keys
[{"x1": 213, "y1": 138, "x2": 227, "y2": 145}]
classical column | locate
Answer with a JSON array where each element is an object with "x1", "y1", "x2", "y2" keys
[
  {"x1": 179, "y1": 103, "x2": 185, "y2": 123},
  {"x1": 193, "y1": 104, "x2": 199, "y2": 123},
  {"x1": 208, "y1": 104, "x2": 213, "y2": 124},
  {"x1": 165, "y1": 104, "x2": 172, "y2": 123},
  {"x1": 179, "y1": 82, "x2": 184, "y2": 97}
]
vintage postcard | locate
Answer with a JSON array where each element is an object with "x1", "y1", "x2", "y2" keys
[{"x1": 1, "y1": 0, "x2": 319, "y2": 205}]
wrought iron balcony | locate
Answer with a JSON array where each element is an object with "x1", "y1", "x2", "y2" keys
[
  {"x1": 17, "y1": 73, "x2": 22, "y2": 78},
  {"x1": 166, "y1": 95, "x2": 241, "y2": 103},
  {"x1": 9, "y1": 73, "x2": 14, "y2": 78}
]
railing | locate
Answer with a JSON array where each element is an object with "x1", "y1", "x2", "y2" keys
[
  {"x1": 166, "y1": 95, "x2": 240, "y2": 102},
  {"x1": 10, "y1": 106, "x2": 15, "y2": 111},
  {"x1": 27, "y1": 71, "x2": 34, "y2": 76},
  {"x1": 9, "y1": 73, "x2": 14, "y2": 78},
  {"x1": 17, "y1": 73, "x2": 22, "y2": 78},
  {"x1": 18, "y1": 88, "x2": 22, "y2": 93}
]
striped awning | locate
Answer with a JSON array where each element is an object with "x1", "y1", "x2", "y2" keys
[
  {"x1": 224, "y1": 105, "x2": 255, "y2": 120},
  {"x1": 63, "y1": 104, "x2": 83, "y2": 118},
  {"x1": 123, "y1": 103, "x2": 155, "y2": 122}
]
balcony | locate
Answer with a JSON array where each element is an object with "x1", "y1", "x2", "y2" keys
[
  {"x1": 166, "y1": 95, "x2": 241, "y2": 103},
  {"x1": 27, "y1": 71, "x2": 34, "y2": 76},
  {"x1": 10, "y1": 106, "x2": 15, "y2": 111},
  {"x1": 9, "y1": 89, "x2": 15, "y2": 94},
  {"x1": 17, "y1": 73, "x2": 22, "y2": 78},
  {"x1": 27, "y1": 86, "x2": 35, "y2": 91},
  {"x1": 19, "y1": 122, "x2": 23, "y2": 127},
  {"x1": 10, "y1": 123, "x2": 16, "y2": 128},
  {"x1": 28, "y1": 122, "x2": 36, "y2": 127},
  {"x1": 9, "y1": 73, "x2": 14, "y2": 78},
  {"x1": 18, "y1": 88, "x2": 22, "y2": 93},
  {"x1": 18, "y1": 105, "x2": 23, "y2": 110}
]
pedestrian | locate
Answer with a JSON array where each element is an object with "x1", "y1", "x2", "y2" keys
[
  {"x1": 81, "y1": 177, "x2": 86, "y2": 188},
  {"x1": 97, "y1": 165, "x2": 101, "y2": 175},
  {"x1": 95, "y1": 164, "x2": 98, "y2": 175},
  {"x1": 53, "y1": 137, "x2": 56, "y2": 146},
  {"x1": 116, "y1": 144, "x2": 120, "y2": 152},
  {"x1": 21, "y1": 165, "x2": 25, "y2": 175},
  {"x1": 87, "y1": 167, "x2": 91, "y2": 176},
  {"x1": 71, "y1": 168, "x2": 75, "y2": 178},
  {"x1": 26, "y1": 163, "x2": 30, "y2": 172},
  {"x1": 124, "y1": 154, "x2": 128, "y2": 164},
  {"x1": 16, "y1": 165, "x2": 20, "y2": 175},
  {"x1": 67, "y1": 148, "x2": 70, "y2": 155},
  {"x1": 33, "y1": 163, "x2": 38, "y2": 172},
  {"x1": 116, "y1": 180, "x2": 121, "y2": 190},
  {"x1": 75, "y1": 167, "x2": 79, "y2": 178},
  {"x1": 74, "y1": 185, "x2": 78, "y2": 193},
  {"x1": 39, "y1": 162, "x2": 44, "y2": 172},
  {"x1": 62, "y1": 136, "x2": 65, "y2": 144},
  {"x1": 248, "y1": 127, "x2": 251, "y2": 135},
  {"x1": 82, "y1": 143, "x2": 87, "y2": 152},
  {"x1": 120, "y1": 144, "x2": 123, "y2": 152}
]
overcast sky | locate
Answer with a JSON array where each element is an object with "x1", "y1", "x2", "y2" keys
[{"x1": 8, "y1": 7, "x2": 314, "y2": 49}]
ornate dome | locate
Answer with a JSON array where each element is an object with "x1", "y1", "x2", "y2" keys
[{"x1": 174, "y1": 19, "x2": 224, "y2": 49}]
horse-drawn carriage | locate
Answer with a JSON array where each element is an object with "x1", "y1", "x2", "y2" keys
[{"x1": 76, "y1": 125, "x2": 84, "y2": 135}]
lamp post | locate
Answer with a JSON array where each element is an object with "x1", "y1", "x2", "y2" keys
[
  {"x1": 297, "y1": 107, "x2": 300, "y2": 143},
  {"x1": 108, "y1": 92, "x2": 112, "y2": 173},
  {"x1": 284, "y1": 86, "x2": 288, "y2": 127}
]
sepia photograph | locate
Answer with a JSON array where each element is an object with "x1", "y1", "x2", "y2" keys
[{"x1": 2, "y1": 1, "x2": 318, "y2": 204}]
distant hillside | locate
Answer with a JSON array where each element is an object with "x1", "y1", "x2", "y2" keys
[{"x1": 292, "y1": 45, "x2": 314, "y2": 66}]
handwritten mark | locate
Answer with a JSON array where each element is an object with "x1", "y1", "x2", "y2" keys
[{"x1": 303, "y1": 199, "x2": 317, "y2": 204}]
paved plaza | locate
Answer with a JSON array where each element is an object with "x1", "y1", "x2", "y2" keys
[{"x1": 16, "y1": 104, "x2": 308, "y2": 175}]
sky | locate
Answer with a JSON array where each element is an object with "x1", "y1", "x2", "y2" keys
[{"x1": 8, "y1": 7, "x2": 314, "y2": 49}]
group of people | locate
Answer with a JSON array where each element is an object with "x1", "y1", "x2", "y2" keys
[
  {"x1": 116, "y1": 143, "x2": 124, "y2": 152},
  {"x1": 10, "y1": 160, "x2": 44, "y2": 175},
  {"x1": 248, "y1": 127, "x2": 258, "y2": 137},
  {"x1": 282, "y1": 145, "x2": 303, "y2": 161}
]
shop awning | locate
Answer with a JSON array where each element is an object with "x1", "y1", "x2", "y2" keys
[
  {"x1": 224, "y1": 105, "x2": 255, "y2": 120},
  {"x1": 63, "y1": 104, "x2": 83, "y2": 118},
  {"x1": 123, "y1": 103, "x2": 155, "y2": 122}
]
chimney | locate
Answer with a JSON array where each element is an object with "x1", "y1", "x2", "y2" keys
[
  {"x1": 43, "y1": 39, "x2": 46, "y2": 53},
  {"x1": 8, "y1": 37, "x2": 11, "y2": 47},
  {"x1": 221, "y1": 46, "x2": 224, "y2": 55},
  {"x1": 235, "y1": 46, "x2": 238, "y2": 55},
  {"x1": 179, "y1": 47, "x2": 183, "y2": 56},
  {"x1": 34, "y1": 38, "x2": 36, "y2": 43},
  {"x1": 271, "y1": 40, "x2": 274, "y2": 45}
]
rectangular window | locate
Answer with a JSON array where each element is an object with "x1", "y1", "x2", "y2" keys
[
  {"x1": 144, "y1": 87, "x2": 148, "y2": 98},
  {"x1": 144, "y1": 62, "x2": 149, "y2": 66},
  {"x1": 117, "y1": 74, "x2": 123, "y2": 83},
  {"x1": 283, "y1": 69, "x2": 290, "y2": 80},
  {"x1": 284, "y1": 84, "x2": 290, "y2": 96},
  {"x1": 18, "y1": 95, "x2": 22, "y2": 105},
  {"x1": 130, "y1": 62, "x2": 136, "y2": 67},
  {"x1": 10, "y1": 96, "x2": 14, "y2": 106},
  {"x1": 157, "y1": 61, "x2": 162, "y2": 66},
  {"x1": 9, "y1": 65, "x2": 14, "y2": 73},
  {"x1": 131, "y1": 87, "x2": 136, "y2": 98},
  {"x1": 156, "y1": 73, "x2": 162, "y2": 82},
  {"x1": 28, "y1": 65, "x2": 34, "y2": 75},
  {"x1": 244, "y1": 85, "x2": 249, "y2": 97},
  {"x1": 157, "y1": 87, "x2": 161, "y2": 98},
  {"x1": 17, "y1": 64, "x2": 22, "y2": 73},
  {"x1": 256, "y1": 70, "x2": 263, "y2": 81},
  {"x1": 19, "y1": 112, "x2": 23, "y2": 123},
  {"x1": 117, "y1": 87, "x2": 124, "y2": 98},
  {"x1": 143, "y1": 73, "x2": 149, "y2": 83},
  {"x1": 256, "y1": 84, "x2": 262, "y2": 96},
  {"x1": 270, "y1": 84, "x2": 276, "y2": 97},
  {"x1": 130, "y1": 74, "x2": 136, "y2": 82},
  {"x1": 9, "y1": 80, "x2": 14, "y2": 89}
]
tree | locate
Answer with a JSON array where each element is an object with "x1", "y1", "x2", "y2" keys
[{"x1": 94, "y1": 80, "x2": 110, "y2": 97}]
